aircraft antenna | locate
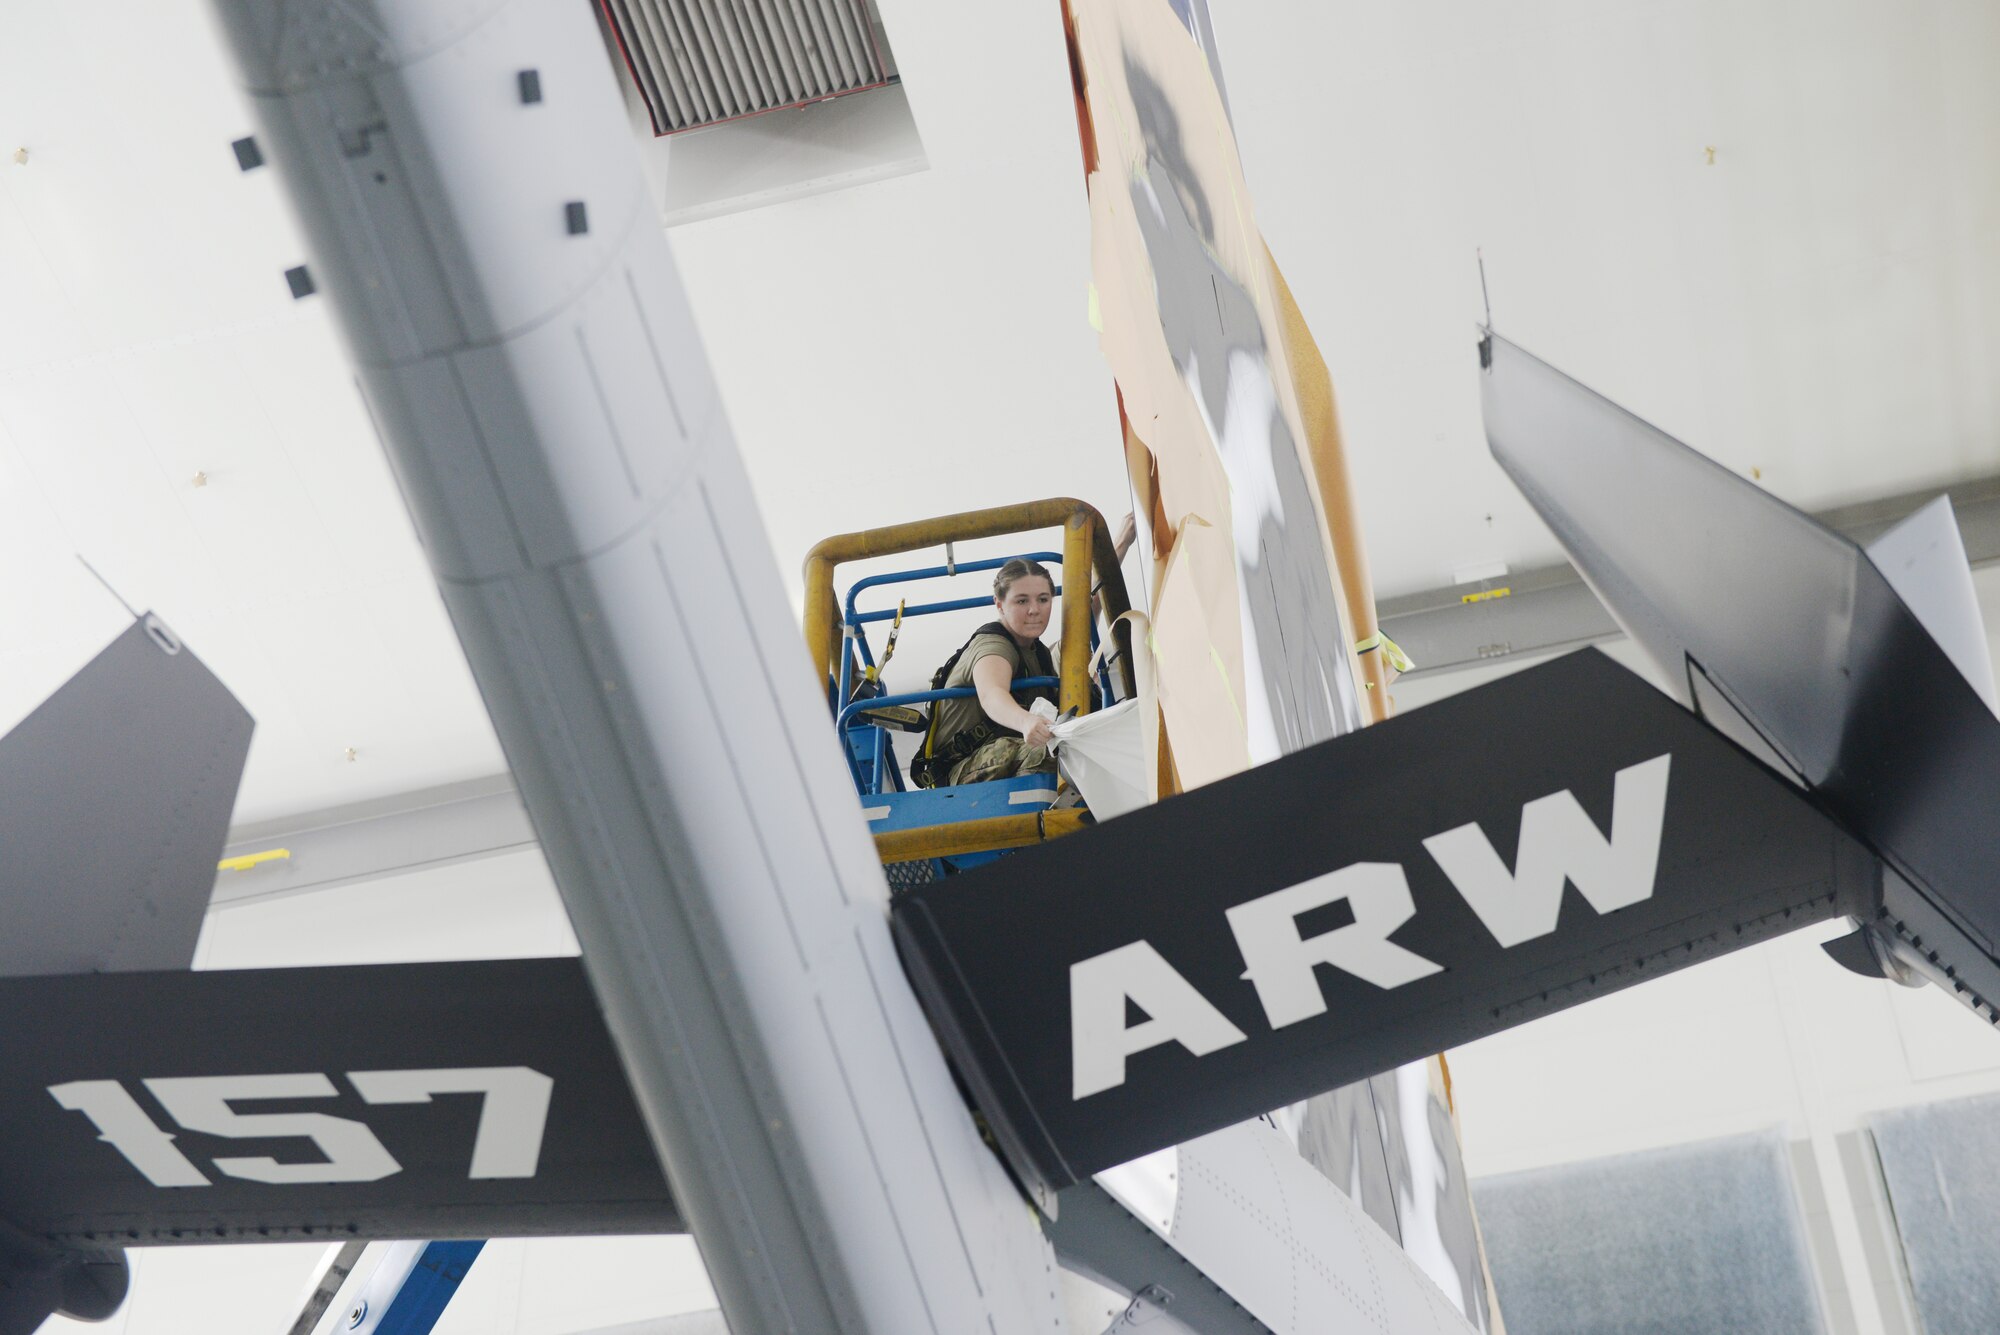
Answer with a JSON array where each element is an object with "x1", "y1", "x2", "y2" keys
[
  {"x1": 75, "y1": 554, "x2": 139, "y2": 620},
  {"x1": 1477, "y1": 247, "x2": 1493, "y2": 329}
]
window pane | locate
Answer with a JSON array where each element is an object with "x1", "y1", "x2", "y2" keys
[
  {"x1": 1472, "y1": 1131, "x2": 1826, "y2": 1335},
  {"x1": 1869, "y1": 1092, "x2": 2000, "y2": 1335}
]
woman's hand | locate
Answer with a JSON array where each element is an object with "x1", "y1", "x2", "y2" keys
[
  {"x1": 1022, "y1": 714, "x2": 1055, "y2": 750},
  {"x1": 1113, "y1": 511, "x2": 1137, "y2": 562}
]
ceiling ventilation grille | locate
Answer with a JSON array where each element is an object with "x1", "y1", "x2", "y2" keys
[{"x1": 600, "y1": 0, "x2": 894, "y2": 136}]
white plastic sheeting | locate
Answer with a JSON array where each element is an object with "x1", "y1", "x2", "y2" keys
[{"x1": 1051, "y1": 699, "x2": 1148, "y2": 822}]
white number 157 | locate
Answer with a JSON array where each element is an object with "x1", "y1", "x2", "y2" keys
[{"x1": 48, "y1": 1067, "x2": 552, "y2": 1187}]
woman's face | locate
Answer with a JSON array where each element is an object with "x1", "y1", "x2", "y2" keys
[{"x1": 996, "y1": 575, "x2": 1054, "y2": 642}]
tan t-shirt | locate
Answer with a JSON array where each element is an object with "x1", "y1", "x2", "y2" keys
[{"x1": 931, "y1": 631, "x2": 1049, "y2": 754}]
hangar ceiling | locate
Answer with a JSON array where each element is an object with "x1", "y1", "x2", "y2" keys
[{"x1": 2, "y1": 0, "x2": 1996, "y2": 827}]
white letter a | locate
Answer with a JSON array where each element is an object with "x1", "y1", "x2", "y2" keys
[{"x1": 1071, "y1": 942, "x2": 1247, "y2": 1099}]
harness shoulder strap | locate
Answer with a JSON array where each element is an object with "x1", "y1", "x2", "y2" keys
[{"x1": 919, "y1": 623, "x2": 1009, "y2": 760}]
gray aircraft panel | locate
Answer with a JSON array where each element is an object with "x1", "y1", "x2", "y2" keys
[
  {"x1": 206, "y1": 2, "x2": 1067, "y2": 1330},
  {"x1": 1047, "y1": 1183, "x2": 1275, "y2": 1335},
  {"x1": 0, "y1": 615, "x2": 251, "y2": 976},
  {"x1": 1482, "y1": 330, "x2": 2000, "y2": 978}
]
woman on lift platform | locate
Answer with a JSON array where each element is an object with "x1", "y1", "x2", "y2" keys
[{"x1": 921, "y1": 559, "x2": 1061, "y2": 786}]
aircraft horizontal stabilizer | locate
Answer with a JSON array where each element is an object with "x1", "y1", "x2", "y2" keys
[
  {"x1": 0, "y1": 957, "x2": 678, "y2": 1252},
  {"x1": 892, "y1": 648, "x2": 1879, "y2": 1201}
]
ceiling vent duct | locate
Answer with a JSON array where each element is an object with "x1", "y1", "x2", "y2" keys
[{"x1": 599, "y1": 0, "x2": 895, "y2": 136}]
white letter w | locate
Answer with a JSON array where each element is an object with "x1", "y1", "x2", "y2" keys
[{"x1": 1421, "y1": 754, "x2": 1671, "y2": 948}]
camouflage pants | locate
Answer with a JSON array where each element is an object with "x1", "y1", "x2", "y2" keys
[{"x1": 947, "y1": 736, "x2": 1054, "y2": 786}]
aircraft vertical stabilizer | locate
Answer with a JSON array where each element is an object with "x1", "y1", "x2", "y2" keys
[
  {"x1": 0, "y1": 615, "x2": 251, "y2": 977},
  {"x1": 1481, "y1": 328, "x2": 2000, "y2": 1020}
]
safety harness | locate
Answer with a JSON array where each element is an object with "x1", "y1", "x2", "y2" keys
[{"x1": 909, "y1": 623, "x2": 1056, "y2": 789}]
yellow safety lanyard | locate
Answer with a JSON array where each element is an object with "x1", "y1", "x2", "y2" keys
[{"x1": 864, "y1": 600, "x2": 905, "y2": 688}]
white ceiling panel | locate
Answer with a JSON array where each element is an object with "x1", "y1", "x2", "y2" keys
[
  {"x1": 1212, "y1": 0, "x2": 2000, "y2": 597},
  {"x1": 4, "y1": 0, "x2": 1996, "y2": 828},
  {"x1": 195, "y1": 847, "x2": 574, "y2": 969},
  {"x1": 0, "y1": 2, "x2": 301, "y2": 346},
  {"x1": 0, "y1": 196, "x2": 92, "y2": 369},
  {"x1": 0, "y1": 360, "x2": 223, "y2": 632}
]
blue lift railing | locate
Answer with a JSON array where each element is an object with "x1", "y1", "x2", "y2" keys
[
  {"x1": 805, "y1": 498, "x2": 1136, "y2": 725},
  {"x1": 831, "y1": 546, "x2": 1113, "y2": 798},
  {"x1": 836, "y1": 677, "x2": 1061, "y2": 799},
  {"x1": 838, "y1": 552, "x2": 1117, "y2": 719}
]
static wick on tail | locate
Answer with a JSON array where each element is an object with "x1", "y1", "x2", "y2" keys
[
  {"x1": 1477, "y1": 247, "x2": 1493, "y2": 330},
  {"x1": 75, "y1": 555, "x2": 138, "y2": 621}
]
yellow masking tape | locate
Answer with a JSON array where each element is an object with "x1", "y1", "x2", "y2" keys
[
  {"x1": 216, "y1": 848, "x2": 291, "y2": 873},
  {"x1": 1354, "y1": 633, "x2": 1416, "y2": 674}
]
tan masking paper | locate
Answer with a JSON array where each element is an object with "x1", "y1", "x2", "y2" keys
[
  {"x1": 1072, "y1": 0, "x2": 1366, "y2": 767},
  {"x1": 1148, "y1": 516, "x2": 1252, "y2": 789}
]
